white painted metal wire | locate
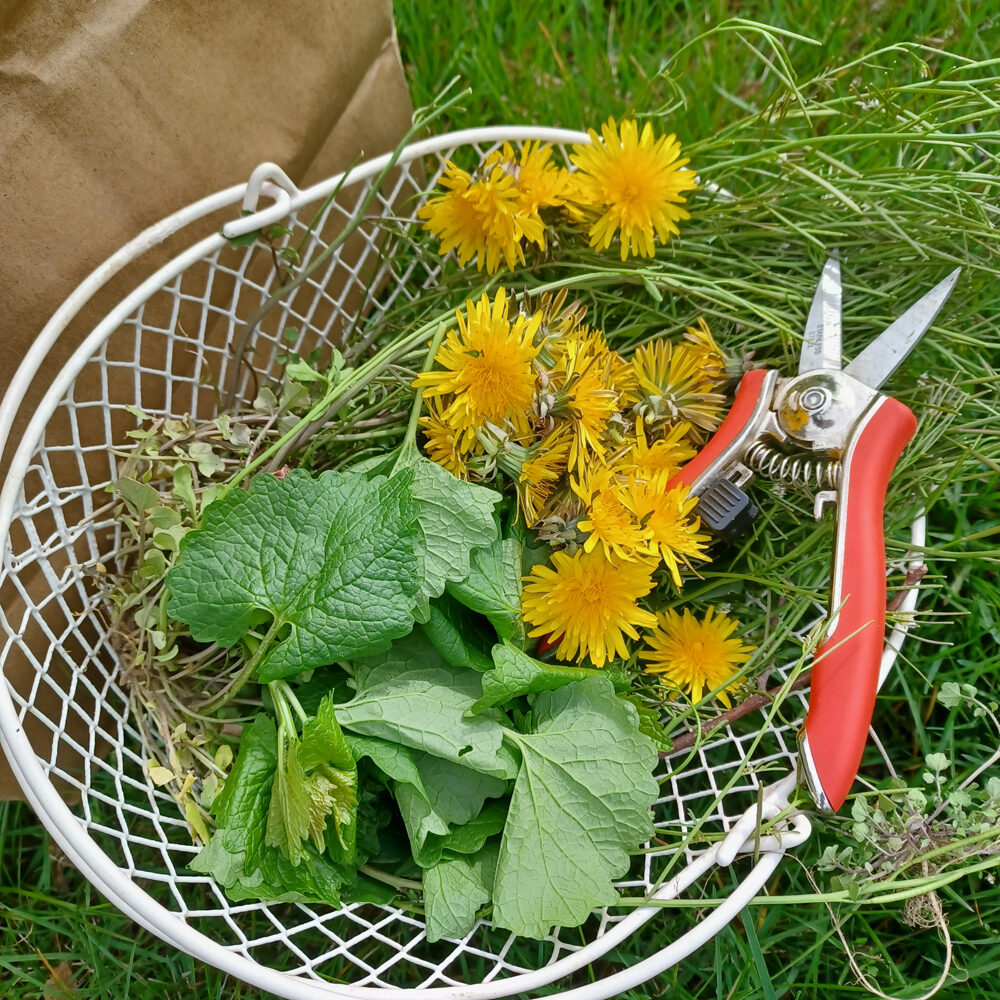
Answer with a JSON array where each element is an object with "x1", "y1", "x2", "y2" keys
[{"x1": 0, "y1": 128, "x2": 919, "y2": 999}]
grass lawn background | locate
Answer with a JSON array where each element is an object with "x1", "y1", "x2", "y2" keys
[{"x1": 2, "y1": 2, "x2": 999, "y2": 997}]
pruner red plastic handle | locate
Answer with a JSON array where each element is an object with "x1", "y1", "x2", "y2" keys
[{"x1": 800, "y1": 396, "x2": 917, "y2": 811}]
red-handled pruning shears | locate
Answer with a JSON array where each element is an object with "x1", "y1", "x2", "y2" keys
[{"x1": 667, "y1": 256, "x2": 960, "y2": 812}]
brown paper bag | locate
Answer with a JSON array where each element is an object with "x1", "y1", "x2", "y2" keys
[{"x1": 0, "y1": 0, "x2": 413, "y2": 799}]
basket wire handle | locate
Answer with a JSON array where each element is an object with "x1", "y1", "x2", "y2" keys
[{"x1": 222, "y1": 163, "x2": 301, "y2": 239}]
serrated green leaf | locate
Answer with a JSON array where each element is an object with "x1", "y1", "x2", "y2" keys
[
  {"x1": 446, "y1": 537, "x2": 524, "y2": 644},
  {"x1": 191, "y1": 715, "x2": 353, "y2": 905},
  {"x1": 299, "y1": 696, "x2": 354, "y2": 772},
  {"x1": 621, "y1": 695, "x2": 673, "y2": 751},
  {"x1": 338, "y1": 633, "x2": 517, "y2": 779},
  {"x1": 492, "y1": 677, "x2": 659, "y2": 939},
  {"x1": 396, "y1": 448, "x2": 501, "y2": 617},
  {"x1": 470, "y1": 642, "x2": 597, "y2": 714},
  {"x1": 423, "y1": 841, "x2": 499, "y2": 943},
  {"x1": 166, "y1": 469, "x2": 420, "y2": 682},
  {"x1": 265, "y1": 734, "x2": 312, "y2": 862}
]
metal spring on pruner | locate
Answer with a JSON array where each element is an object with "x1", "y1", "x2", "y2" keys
[{"x1": 744, "y1": 441, "x2": 842, "y2": 490}]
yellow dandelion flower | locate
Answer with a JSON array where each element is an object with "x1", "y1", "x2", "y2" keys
[
  {"x1": 517, "y1": 430, "x2": 572, "y2": 526},
  {"x1": 418, "y1": 160, "x2": 546, "y2": 274},
  {"x1": 640, "y1": 606, "x2": 755, "y2": 707},
  {"x1": 624, "y1": 479, "x2": 711, "y2": 586},
  {"x1": 572, "y1": 465, "x2": 649, "y2": 560},
  {"x1": 522, "y1": 548, "x2": 658, "y2": 668},
  {"x1": 419, "y1": 399, "x2": 479, "y2": 479},
  {"x1": 414, "y1": 289, "x2": 542, "y2": 444},
  {"x1": 570, "y1": 118, "x2": 698, "y2": 261},
  {"x1": 548, "y1": 341, "x2": 622, "y2": 472},
  {"x1": 682, "y1": 317, "x2": 729, "y2": 390},
  {"x1": 631, "y1": 339, "x2": 725, "y2": 433},
  {"x1": 557, "y1": 170, "x2": 598, "y2": 225},
  {"x1": 616, "y1": 417, "x2": 698, "y2": 481},
  {"x1": 485, "y1": 141, "x2": 575, "y2": 214}
]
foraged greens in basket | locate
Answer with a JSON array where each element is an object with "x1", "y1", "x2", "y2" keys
[{"x1": 107, "y1": 118, "x2": 774, "y2": 941}]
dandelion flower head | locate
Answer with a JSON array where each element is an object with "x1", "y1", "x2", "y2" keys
[
  {"x1": 418, "y1": 159, "x2": 546, "y2": 274},
  {"x1": 522, "y1": 547, "x2": 658, "y2": 668},
  {"x1": 414, "y1": 289, "x2": 542, "y2": 445},
  {"x1": 570, "y1": 118, "x2": 698, "y2": 261},
  {"x1": 419, "y1": 398, "x2": 478, "y2": 479},
  {"x1": 640, "y1": 606, "x2": 754, "y2": 707},
  {"x1": 573, "y1": 465, "x2": 649, "y2": 561},
  {"x1": 624, "y1": 479, "x2": 711, "y2": 586}
]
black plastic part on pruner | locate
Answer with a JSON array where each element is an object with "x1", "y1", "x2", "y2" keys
[{"x1": 695, "y1": 478, "x2": 758, "y2": 541}]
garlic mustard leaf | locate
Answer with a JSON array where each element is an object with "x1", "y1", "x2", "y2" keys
[
  {"x1": 469, "y1": 642, "x2": 598, "y2": 714},
  {"x1": 423, "y1": 841, "x2": 499, "y2": 943},
  {"x1": 394, "y1": 753, "x2": 507, "y2": 865},
  {"x1": 338, "y1": 633, "x2": 518, "y2": 779},
  {"x1": 445, "y1": 537, "x2": 524, "y2": 644},
  {"x1": 165, "y1": 469, "x2": 420, "y2": 682},
  {"x1": 397, "y1": 449, "x2": 501, "y2": 617},
  {"x1": 192, "y1": 715, "x2": 353, "y2": 905},
  {"x1": 492, "y1": 677, "x2": 659, "y2": 939}
]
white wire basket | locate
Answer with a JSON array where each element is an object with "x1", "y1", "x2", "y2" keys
[{"x1": 0, "y1": 127, "x2": 924, "y2": 999}]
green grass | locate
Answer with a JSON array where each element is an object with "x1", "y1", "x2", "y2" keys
[{"x1": 4, "y1": 2, "x2": 1000, "y2": 997}]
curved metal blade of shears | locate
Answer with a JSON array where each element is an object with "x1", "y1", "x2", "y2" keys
[
  {"x1": 799, "y1": 254, "x2": 842, "y2": 374},
  {"x1": 843, "y1": 268, "x2": 961, "y2": 390}
]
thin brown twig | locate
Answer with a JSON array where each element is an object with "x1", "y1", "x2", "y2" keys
[{"x1": 665, "y1": 564, "x2": 928, "y2": 755}]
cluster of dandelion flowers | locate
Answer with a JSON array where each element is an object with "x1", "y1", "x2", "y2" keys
[
  {"x1": 570, "y1": 118, "x2": 698, "y2": 261},
  {"x1": 641, "y1": 606, "x2": 755, "y2": 707},
  {"x1": 419, "y1": 121, "x2": 696, "y2": 270}
]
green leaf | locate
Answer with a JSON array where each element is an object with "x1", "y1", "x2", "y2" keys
[
  {"x1": 166, "y1": 469, "x2": 420, "y2": 682},
  {"x1": 394, "y1": 753, "x2": 507, "y2": 866},
  {"x1": 116, "y1": 477, "x2": 160, "y2": 514},
  {"x1": 492, "y1": 677, "x2": 659, "y2": 939},
  {"x1": 299, "y1": 696, "x2": 354, "y2": 772},
  {"x1": 191, "y1": 716, "x2": 353, "y2": 905},
  {"x1": 340, "y1": 871, "x2": 400, "y2": 906},
  {"x1": 440, "y1": 799, "x2": 507, "y2": 858},
  {"x1": 396, "y1": 448, "x2": 501, "y2": 617},
  {"x1": 446, "y1": 537, "x2": 524, "y2": 644},
  {"x1": 265, "y1": 733, "x2": 312, "y2": 863},
  {"x1": 299, "y1": 697, "x2": 358, "y2": 855},
  {"x1": 286, "y1": 359, "x2": 326, "y2": 384},
  {"x1": 265, "y1": 695, "x2": 359, "y2": 866},
  {"x1": 621, "y1": 694, "x2": 673, "y2": 752},
  {"x1": 225, "y1": 218, "x2": 261, "y2": 248},
  {"x1": 172, "y1": 463, "x2": 197, "y2": 516},
  {"x1": 420, "y1": 594, "x2": 494, "y2": 672},
  {"x1": 348, "y1": 734, "x2": 428, "y2": 791},
  {"x1": 337, "y1": 633, "x2": 517, "y2": 779},
  {"x1": 470, "y1": 642, "x2": 598, "y2": 714},
  {"x1": 187, "y1": 441, "x2": 226, "y2": 478},
  {"x1": 423, "y1": 841, "x2": 499, "y2": 943}
]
